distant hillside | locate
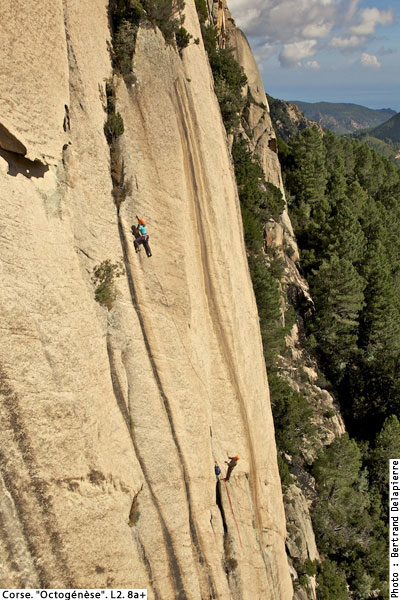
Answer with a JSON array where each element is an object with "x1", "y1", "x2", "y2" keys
[
  {"x1": 290, "y1": 101, "x2": 395, "y2": 135},
  {"x1": 368, "y1": 111, "x2": 400, "y2": 143},
  {"x1": 350, "y1": 133, "x2": 400, "y2": 166},
  {"x1": 267, "y1": 94, "x2": 322, "y2": 140}
]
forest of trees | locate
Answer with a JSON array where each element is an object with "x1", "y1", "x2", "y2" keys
[
  {"x1": 280, "y1": 128, "x2": 400, "y2": 438},
  {"x1": 279, "y1": 127, "x2": 400, "y2": 599}
]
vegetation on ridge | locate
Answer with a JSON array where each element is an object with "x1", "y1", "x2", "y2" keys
[
  {"x1": 201, "y1": 24, "x2": 248, "y2": 133},
  {"x1": 348, "y1": 113, "x2": 400, "y2": 167},
  {"x1": 368, "y1": 111, "x2": 400, "y2": 143},
  {"x1": 109, "y1": 0, "x2": 193, "y2": 81},
  {"x1": 267, "y1": 93, "x2": 319, "y2": 141},
  {"x1": 277, "y1": 124, "x2": 400, "y2": 598},
  {"x1": 290, "y1": 100, "x2": 395, "y2": 135}
]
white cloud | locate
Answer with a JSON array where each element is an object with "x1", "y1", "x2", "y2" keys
[
  {"x1": 361, "y1": 52, "x2": 381, "y2": 68},
  {"x1": 254, "y1": 42, "x2": 276, "y2": 62},
  {"x1": 306, "y1": 60, "x2": 321, "y2": 70},
  {"x1": 227, "y1": 0, "x2": 395, "y2": 70},
  {"x1": 229, "y1": 0, "x2": 336, "y2": 44},
  {"x1": 344, "y1": 0, "x2": 360, "y2": 23},
  {"x1": 329, "y1": 35, "x2": 366, "y2": 48},
  {"x1": 279, "y1": 40, "x2": 318, "y2": 67},
  {"x1": 231, "y1": 7, "x2": 262, "y2": 31},
  {"x1": 302, "y1": 21, "x2": 333, "y2": 38},
  {"x1": 349, "y1": 7, "x2": 394, "y2": 36}
]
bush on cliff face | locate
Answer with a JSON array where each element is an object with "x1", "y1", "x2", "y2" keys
[
  {"x1": 212, "y1": 53, "x2": 247, "y2": 132},
  {"x1": 110, "y1": 0, "x2": 192, "y2": 77},
  {"x1": 141, "y1": 0, "x2": 185, "y2": 44},
  {"x1": 110, "y1": 0, "x2": 144, "y2": 80},
  {"x1": 175, "y1": 26, "x2": 194, "y2": 52},
  {"x1": 103, "y1": 80, "x2": 132, "y2": 209},
  {"x1": 104, "y1": 81, "x2": 124, "y2": 145},
  {"x1": 142, "y1": 0, "x2": 197, "y2": 54},
  {"x1": 232, "y1": 138, "x2": 285, "y2": 222},
  {"x1": 268, "y1": 371, "x2": 315, "y2": 458},
  {"x1": 231, "y1": 135, "x2": 288, "y2": 364},
  {"x1": 201, "y1": 24, "x2": 247, "y2": 132},
  {"x1": 92, "y1": 260, "x2": 125, "y2": 310},
  {"x1": 104, "y1": 111, "x2": 125, "y2": 143},
  {"x1": 111, "y1": 0, "x2": 145, "y2": 30},
  {"x1": 113, "y1": 19, "x2": 141, "y2": 80},
  {"x1": 194, "y1": 0, "x2": 208, "y2": 23}
]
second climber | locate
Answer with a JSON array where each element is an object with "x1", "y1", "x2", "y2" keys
[{"x1": 224, "y1": 455, "x2": 240, "y2": 481}]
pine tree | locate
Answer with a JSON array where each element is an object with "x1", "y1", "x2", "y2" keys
[
  {"x1": 287, "y1": 127, "x2": 329, "y2": 242},
  {"x1": 249, "y1": 256, "x2": 285, "y2": 363},
  {"x1": 309, "y1": 254, "x2": 365, "y2": 374},
  {"x1": 288, "y1": 127, "x2": 328, "y2": 206},
  {"x1": 312, "y1": 435, "x2": 371, "y2": 554},
  {"x1": 360, "y1": 239, "x2": 400, "y2": 358},
  {"x1": 354, "y1": 142, "x2": 374, "y2": 191},
  {"x1": 369, "y1": 415, "x2": 400, "y2": 500},
  {"x1": 317, "y1": 560, "x2": 348, "y2": 600},
  {"x1": 327, "y1": 199, "x2": 366, "y2": 265},
  {"x1": 346, "y1": 181, "x2": 370, "y2": 223}
]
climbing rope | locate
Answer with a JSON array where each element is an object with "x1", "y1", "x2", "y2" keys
[{"x1": 214, "y1": 456, "x2": 243, "y2": 549}]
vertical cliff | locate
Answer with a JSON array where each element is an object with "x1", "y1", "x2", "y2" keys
[{"x1": 0, "y1": 0, "x2": 293, "y2": 597}]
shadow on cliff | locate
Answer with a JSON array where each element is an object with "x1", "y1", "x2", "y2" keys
[{"x1": 0, "y1": 148, "x2": 48, "y2": 179}]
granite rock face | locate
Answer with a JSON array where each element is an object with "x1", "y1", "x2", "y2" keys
[{"x1": 0, "y1": 1, "x2": 292, "y2": 598}]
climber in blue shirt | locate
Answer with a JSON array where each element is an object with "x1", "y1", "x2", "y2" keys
[
  {"x1": 138, "y1": 220, "x2": 147, "y2": 237},
  {"x1": 133, "y1": 215, "x2": 152, "y2": 257}
]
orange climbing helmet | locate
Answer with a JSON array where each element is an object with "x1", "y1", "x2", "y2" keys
[
  {"x1": 235, "y1": 455, "x2": 240, "y2": 461},
  {"x1": 139, "y1": 218, "x2": 146, "y2": 225}
]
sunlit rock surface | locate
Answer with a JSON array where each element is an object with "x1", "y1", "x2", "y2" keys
[{"x1": 0, "y1": 0, "x2": 292, "y2": 597}]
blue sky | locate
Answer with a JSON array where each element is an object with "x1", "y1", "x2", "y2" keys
[{"x1": 228, "y1": 0, "x2": 400, "y2": 111}]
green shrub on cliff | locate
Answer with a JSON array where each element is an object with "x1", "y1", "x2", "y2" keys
[
  {"x1": 269, "y1": 371, "x2": 315, "y2": 457},
  {"x1": 110, "y1": 0, "x2": 192, "y2": 77},
  {"x1": 104, "y1": 112, "x2": 125, "y2": 143},
  {"x1": 104, "y1": 81, "x2": 125, "y2": 144},
  {"x1": 211, "y1": 50, "x2": 247, "y2": 132},
  {"x1": 175, "y1": 25, "x2": 193, "y2": 52},
  {"x1": 113, "y1": 20, "x2": 140, "y2": 80},
  {"x1": 141, "y1": 0, "x2": 185, "y2": 44},
  {"x1": 201, "y1": 24, "x2": 247, "y2": 132},
  {"x1": 232, "y1": 138, "x2": 284, "y2": 221},
  {"x1": 194, "y1": 0, "x2": 208, "y2": 23},
  {"x1": 92, "y1": 260, "x2": 125, "y2": 310},
  {"x1": 111, "y1": 0, "x2": 145, "y2": 30},
  {"x1": 110, "y1": 0, "x2": 144, "y2": 79},
  {"x1": 231, "y1": 135, "x2": 287, "y2": 364}
]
